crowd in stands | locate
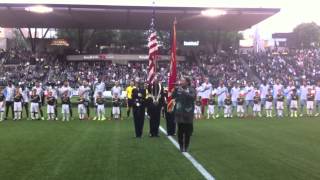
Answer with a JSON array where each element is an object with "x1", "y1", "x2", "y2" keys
[{"x1": 1, "y1": 48, "x2": 320, "y2": 90}]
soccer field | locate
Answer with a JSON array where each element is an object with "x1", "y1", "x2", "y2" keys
[{"x1": 1, "y1": 109, "x2": 320, "y2": 180}]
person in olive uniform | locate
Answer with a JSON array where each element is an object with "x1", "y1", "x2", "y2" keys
[
  {"x1": 172, "y1": 77, "x2": 196, "y2": 152},
  {"x1": 132, "y1": 81, "x2": 147, "y2": 138}
]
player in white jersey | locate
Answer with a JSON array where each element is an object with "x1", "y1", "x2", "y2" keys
[
  {"x1": 231, "y1": 83, "x2": 240, "y2": 113},
  {"x1": 93, "y1": 78, "x2": 106, "y2": 120},
  {"x1": 78, "y1": 80, "x2": 91, "y2": 119},
  {"x1": 13, "y1": 88, "x2": 23, "y2": 120},
  {"x1": 299, "y1": 81, "x2": 308, "y2": 117},
  {"x1": 245, "y1": 82, "x2": 255, "y2": 115},
  {"x1": 0, "y1": 87, "x2": 5, "y2": 122},
  {"x1": 315, "y1": 81, "x2": 320, "y2": 116},
  {"x1": 284, "y1": 81, "x2": 295, "y2": 116},
  {"x1": 32, "y1": 81, "x2": 44, "y2": 120},
  {"x1": 59, "y1": 80, "x2": 73, "y2": 118},
  {"x1": 216, "y1": 82, "x2": 227, "y2": 118},
  {"x1": 21, "y1": 85, "x2": 30, "y2": 119},
  {"x1": 199, "y1": 78, "x2": 212, "y2": 115},
  {"x1": 259, "y1": 81, "x2": 269, "y2": 108}
]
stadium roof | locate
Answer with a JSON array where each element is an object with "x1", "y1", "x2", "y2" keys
[{"x1": 0, "y1": 3, "x2": 280, "y2": 31}]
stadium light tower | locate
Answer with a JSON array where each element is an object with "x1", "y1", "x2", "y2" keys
[
  {"x1": 201, "y1": 9, "x2": 226, "y2": 17},
  {"x1": 25, "y1": 5, "x2": 53, "y2": 14}
]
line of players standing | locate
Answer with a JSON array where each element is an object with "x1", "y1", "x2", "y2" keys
[
  {"x1": 0, "y1": 78, "x2": 176, "y2": 138},
  {"x1": 195, "y1": 79, "x2": 320, "y2": 119}
]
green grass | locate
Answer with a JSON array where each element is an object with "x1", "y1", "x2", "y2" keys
[{"x1": 1, "y1": 107, "x2": 320, "y2": 180}]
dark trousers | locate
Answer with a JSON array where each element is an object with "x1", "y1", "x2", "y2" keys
[
  {"x1": 133, "y1": 107, "x2": 145, "y2": 137},
  {"x1": 39, "y1": 103, "x2": 44, "y2": 117},
  {"x1": 23, "y1": 102, "x2": 29, "y2": 118},
  {"x1": 165, "y1": 112, "x2": 176, "y2": 135},
  {"x1": 69, "y1": 104, "x2": 73, "y2": 117},
  {"x1": 177, "y1": 123, "x2": 193, "y2": 151},
  {"x1": 5, "y1": 101, "x2": 14, "y2": 119},
  {"x1": 127, "y1": 99, "x2": 133, "y2": 117},
  {"x1": 86, "y1": 103, "x2": 90, "y2": 117},
  {"x1": 148, "y1": 105, "x2": 161, "y2": 137}
]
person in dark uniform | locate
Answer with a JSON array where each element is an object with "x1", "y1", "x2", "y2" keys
[
  {"x1": 172, "y1": 77, "x2": 196, "y2": 152},
  {"x1": 132, "y1": 81, "x2": 146, "y2": 138},
  {"x1": 146, "y1": 79, "x2": 164, "y2": 137},
  {"x1": 164, "y1": 88, "x2": 176, "y2": 136}
]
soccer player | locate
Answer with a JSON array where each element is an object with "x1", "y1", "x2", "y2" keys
[
  {"x1": 259, "y1": 81, "x2": 269, "y2": 108},
  {"x1": 237, "y1": 93, "x2": 245, "y2": 118},
  {"x1": 273, "y1": 79, "x2": 283, "y2": 114},
  {"x1": 93, "y1": 78, "x2": 105, "y2": 120},
  {"x1": 207, "y1": 94, "x2": 216, "y2": 119},
  {"x1": 61, "y1": 91, "x2": 71, "y2": 122},
  {"x1": 290, "y1": 89, "x2": 299, "y2": 118},
  {"x1": 284, "y1": 81, "x2": 295, "y2": 116},
  {"x1": 265, "y1": 90, "x2": 273, "y2": 118},
  {"x1": 224, "y1": 94, "x2": 232, "y2": 118},
  {"x1": 13, "y1": 89, "x2": 23, "y2": 120},
  {"x1": 0, "y1": 87, "x2": 5, "y2": 121},
  {"x1": 112, "y1": 93, "x2": 121, "y2": 120},
  {"x1": 306, "y1": 88, "x2": 315, "y2": 116},
  {"x1": 59, "y1": 81, "x2": 73, "y2": 119},
  {"x1": 21, "y1": 85, "x2": 30, "y2": 119},
  {"x1": 315, "y1": 81, "x2": 320, "y2": 116},
  {"x1": 78, "y1": 94, "x2": 86, "y2": 120},
  {"x1": 95, "y1": 92, "x2": 106, "y2": 121},
  {"x1": 231, "y1": 83, "x2": 240, "y2": 114},
  {"x1": 253, "y1": 91, "x2": 262, "y2": 117},
  {"x1": 32, "y1": 81, "x2": 45, "y2": 120},
  {"x1": 199, "y1": 78, "x2": 212, "y2": 115},
  {"x1": 194, "y1": 97, "x2": 202, "y2": 120},
  {"x1": 245, "y1": 82, "x2": 255, "y2": 115},
  {"x1": 299, "y1": 81, "x2": 308, "y2": 117},
  {"x1": 276, "y1": 90, "x2": 285, "y2": 118},
  {"x1": 216, "y1": 82, "x2": 227, "y2": 118},
  {"x1": 46, "y1": 91, "x2": 56, "y2": 120},
  {"x1": 30, "y1": 89, "x2": 40, "y2": 120},
  {"x1": 78, "y1": 80, "x2": 91, "y2": 119},
  {"x1": 125, "y1": 80, "x2": 135, "y2": 117}
]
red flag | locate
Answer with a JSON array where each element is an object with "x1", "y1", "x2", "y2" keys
[{"x1": 167, "y1": 19, "x2": 177, "y2": 112}]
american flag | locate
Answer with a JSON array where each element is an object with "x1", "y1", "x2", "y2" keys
[{"x1": 147, "y1": 17, "x2": 158, "y2": 84}]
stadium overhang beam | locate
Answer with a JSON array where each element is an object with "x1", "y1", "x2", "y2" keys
[{"x1": 0, "y1": 4, "x2": 280, "y2": 31}]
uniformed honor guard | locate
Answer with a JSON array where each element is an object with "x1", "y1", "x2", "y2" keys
[
  {"x1": 172, "y1": 77, "x2": 196, "y2": 152},
  {"x1": 132, "y1": 81, "x2": 146, "y2": 138},
  {"x1": 146, "y1": 79, "x2": 164, "y2": 137},
  {"x1": 164, "y1": 87, "x2": 176, "y2": 136}
]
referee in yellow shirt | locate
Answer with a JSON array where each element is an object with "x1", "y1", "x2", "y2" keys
[{"x1": 126, "y1": 80, "x2": 136, "y2": 117}]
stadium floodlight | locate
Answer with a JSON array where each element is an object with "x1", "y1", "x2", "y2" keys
[
  {"x1": 201, "y1": 9, "x2": 226, "y2": 17},
  {"x1": 25, "y1": 5, "x2": 53, "y2": 14}
]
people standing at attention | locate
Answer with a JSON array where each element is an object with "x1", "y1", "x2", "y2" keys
[
  {"x1": 199, "y1": 78, "x2": 212, "y2": 116},
  {"x1": 131, "y1": 81, "x2": 146, "y2": 138},
  {"x1": 93, "y1": 78, "x2": 105, "y2": 120},
  {"x1": 77, "y1": 94, "x2": 86, "y2": 120},
  {"x1": 30, "y1": 89, "x2": 40, "y2": 120},
  {"x1": 276, "y1": 90, "x2": 285, "y2": 118},
  {"x1": 315, "y1": 80, "x2": 320, "y2": 116},
  {"x1": 46, "y1": 91, "x2": 56, "y2": 121},
  {"x1": 194, "y1": 96, "x2": 202, "y2": 120},
  {"x1": 231, "y1": 82, "x2": 240, "y2": 115},
  {"x1": 224, "y1": 94, "x2": 232, "y2": 118},
  {"x1": 13, "y1": 88, "x2": 23, "y2": 121},
  {"x1": 253, "y1": 91, "x2": 262, "y2": 117},
  {"x1": 306, "y1": 88, "x2": 315, "y2": 117},
  {"x1": 61, "y1": 91, "x2": 71, "y2": 122},
  {"x1": 0, "y1": 87, "x2": 5, "y2": 122},
  {"x1": 207, "y1": 94, "x2": 216, "y2": 119},
  {"x1": 172, "y1": 77, "x2": 196, "y2": 152},
  {"x1": 4, "y1": 80, "x2": 15, "y2": 120},
  {"x1": 299, "y1": 80, "x2": 308, "y2": 117},
  {"x1": 284, "y1": 81, "x2": 295, "y2": 116},
  {"x1": 59, "y1": 80, "x2": 73, "y2": 119},
  {"x1": 290, "y1": 89, "x2": 299, "y2": 118},
  {"x1": 259, "y1": 81, "x2": 269, "y2": 109},
  {"x1": 32, "y1": 81, "x2": 45, "y2": 120},
  {"x1": 265, "y1": 90, "x2": 274, "y2": 118},
  {"x1": 126, "y1": 80, "x2": 136, "y2": 117},
  {"x1": 216, "y1": 81, "x2": 227, "y2": 118},
  {"x1": 78, "y1": 80, "x2": 91, "y2": 119}
]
